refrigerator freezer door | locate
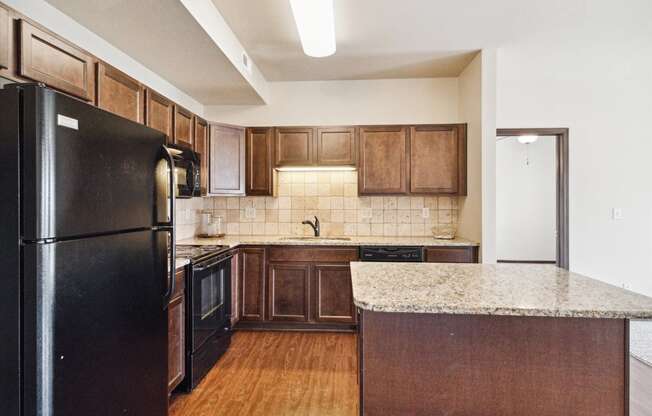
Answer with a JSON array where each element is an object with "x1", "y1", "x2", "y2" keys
[
  {"x1": 21, "y1": 86, "x2": 168, "y2": 240},
  {"x1": 22, "y1": 231, "x2": 168, "y2": 416}
]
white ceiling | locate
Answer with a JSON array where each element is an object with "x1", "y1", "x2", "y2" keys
[
  {"x1": 211, "y1": 0, "x2": 586, "y2": 81},
  {"x1": 47, "y1": 0, "x2": 264, "y2": 105},
  {"x1": 47, "y1": 0, "x2": 589, "y2": 104}
]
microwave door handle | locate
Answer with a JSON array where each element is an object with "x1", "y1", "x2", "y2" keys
[{"x1": 161, "y1": 146, "x2": 176, "y2": 305}]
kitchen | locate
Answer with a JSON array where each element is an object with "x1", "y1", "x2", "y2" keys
[{"x1": 2, "y1": 1, "x2": 652, "y2": 415}]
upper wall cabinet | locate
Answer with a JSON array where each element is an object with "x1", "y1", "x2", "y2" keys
[
  {"x1": 410, "y1": 125, "x2": 467, "y2": 195},
  {"x1": 210, "y1": 124, "x2": 245, "y2": 195},
  {"x1": 316, "y1": 127, "x2": 357, "y2": 166},
  {"x1": 19, "y1": 20, "x2": 94, "y2": 101},
  {"x1": 95, "y1": 62, "x2": 145, "y2": 124},
  {"x1": 358, "y1": 126, "x2": 409, "y2": 195},
  {"x1": 145, "y1": 89, "x2": 174, "y2": 143},
  {"x1": 194, "y1": 117, "x2": 209, "y2": 195},
  {"x1": 275, "y1": 127, "x2": 314, "y2": 166},
  {"x1": 174, "y1": 105, "x2": 194, "y2": 149},
  {"x1": 0, "y1": 4, "x2": 9, "y2": 71},
  {"x1": 246, "y1": 127, "x2": 274, "y2": 196}
]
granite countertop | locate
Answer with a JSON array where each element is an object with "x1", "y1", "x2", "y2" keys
[
  {"x1": 177, "y1": 235, "x2": 478, "y2": 247},
  {"x1": 350, "y1": 262, "x2": 652, "y2": 319}
]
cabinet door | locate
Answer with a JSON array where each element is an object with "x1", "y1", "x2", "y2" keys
[
  {"x1": 245, "y1": 127, "x2": 274, "y2": 196},
  {"x1": 275, "y1": 127, "x2": 314, "y2": 166},
  {"x1": 194, "y1": 117, "x2": 209, "y2": 195},
  {"x1": 0, "y1": 4, "x2": 8, "y2": 71},
  {"x1": 174, "y1": 105, "x2": 194, "y2": 149},
  {"x1": 95, "y1": 62, "x2": 144, "y2": 123},
  {"x1": 410, "y1": 125, "x2": 467, "y2": 195},
  {"x1": 19, "y1": 20, "x2": 94, "y2": 101},
  {"x1": 316, "y1": 127, "x2": 357, "y2": 166},
  {"x1": 314, "y1": 263, "x2": 356, "y2": 323},
  {"x1": 425, "y1": 247, "x2": 478, "y2": 263},
  {"x1": 268, "y1": 263, "x2": 311, "y2": 322},
  {"x1": 359, "y1": 126, "x2": 409, "y2": 194},
  {"x1": 168, "y1": 269, "x2": 185, "y2": 394},
  {"x1": 210, "y1": 124, "x2": 245, "y2": 195},
  {"x1": 145, "y1": 89, "x2": 174, "y2": 143},
  {"x1": 240, "y1": 248, "x2": 266, "y2": 321}
]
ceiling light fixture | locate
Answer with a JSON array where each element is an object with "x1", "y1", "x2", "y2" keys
[
  {"x1": 517, "y1": 135, "x2": 539, "y2": 144},
  {"x1": 289, "y1": 0, "x2": 336, "y2": 58}
]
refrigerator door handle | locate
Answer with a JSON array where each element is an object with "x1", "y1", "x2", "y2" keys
[{"x1": 161, "y1": 146, "x2": 176, "y2": 305}]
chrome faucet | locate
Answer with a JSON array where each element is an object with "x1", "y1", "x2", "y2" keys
[{"x1": 302, "y1": 216, "x2": 320, "y2": 237}]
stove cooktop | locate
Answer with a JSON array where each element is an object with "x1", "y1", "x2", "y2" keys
[{"x1": 176, "y1": 244, "x2": 229, "y2": 261}]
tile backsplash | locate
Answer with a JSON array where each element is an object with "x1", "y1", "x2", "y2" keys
[{"x1": 176, "y1": 171, "x2": 458, "y2": 240}]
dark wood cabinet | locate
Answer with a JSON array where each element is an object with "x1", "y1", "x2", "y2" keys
[
  {"x1": 275, "y1": 127, "x2": 314, "y2": 166},
  {"x1": 145, "y1": 89, "x2": 174, "y2": 143},
  {"x1": 95, "y1": 62, "x2": 144, "y2": 123},
  {"x1": 245, "y1": 127, "x2": 274, "y2": 196},
  {"x1": 358, "y1": 126, "x2": 409, "y2": 195},
  {"x1": 0, "y1": 4, "x2": 8, "y2": 71},
  {"x1": 268, "y1": 263, "x2": 311, "y2": 322},
  {"x1": 194, "y1": 117, "x2": 209, "y2": 195},
  {"x1": 316, "y1": 126, "x2": 357, "y2": 166},
  {"x1": 174, "y1": 105, "x2": 194, "y2": 149},
  {"x1": 210, "y1": 124, "x2": 245, "y2": 195},
  {"x1": 314, "y1": 263, "x2": 356, "y2": 323},
  {"x1": 239, "y1": 247, "x2": 266, "y2": 321},
  {"x1": 19, "y1": 19, "x2": 94, "y2": 101},
  {"x1": 168, "y1": 268, "x2": 185, "y2": 394},
  {"x1": 425, "y1": 246, "x2": 479, "y2": 263},
  {"x1": 410, "y1": 124, "x2": 466, "y2": 195}
]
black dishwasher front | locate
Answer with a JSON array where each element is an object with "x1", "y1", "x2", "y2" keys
[{"x1": 359, "y1": 246, "x2": 424, "y2": 262}]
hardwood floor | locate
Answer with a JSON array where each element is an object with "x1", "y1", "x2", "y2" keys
[
  {"x1": 631, "y1": 356, "x2": 652, "y2": 416},
  {"x1": 169, "y1": 331, "x2": 358, "y2": 416}
]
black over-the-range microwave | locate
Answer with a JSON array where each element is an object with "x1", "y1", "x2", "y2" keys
[{"x1": 166, "y1": 144, "x2": 201, "y2": 198}]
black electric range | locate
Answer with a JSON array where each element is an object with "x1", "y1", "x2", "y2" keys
[{"x1": 176, "y1": 244, "x2": 233, "y2": 392}]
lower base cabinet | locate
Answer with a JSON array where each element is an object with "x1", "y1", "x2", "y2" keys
[
  {"x1": 314, "y1": 263, "x2": 356, "y2": 323},
  {"x1": 168, "y1": 268, "x2": 185, "y2": 395},
  {"x1": 268, "y1": 263, "x2": 311, "y2": 322}
]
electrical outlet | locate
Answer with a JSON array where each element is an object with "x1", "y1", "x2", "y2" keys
[
  {"x1": 421, "y1": 208, "x2": 430, "y2": 219},
  {"x1": 245, "y1": 207, "x2": 256, "y2": 219},
  {"x1": 622, "y1": 283, "x2": 632, "y2": 291},
  {"x1": 612, "y1": 208, "x2": 623, "y2": 220}
]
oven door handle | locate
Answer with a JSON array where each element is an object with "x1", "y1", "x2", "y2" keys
[
  {"x1": 162, "y1": 146, "x2": 176, "y2": 306},
  {"x1": 193, "y1": 255, "x2": 233, "y2": 272}
]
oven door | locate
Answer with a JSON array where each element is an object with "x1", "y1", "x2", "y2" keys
[{"x1": 190, "y1": 255, "x2": 232, "y2": 352}]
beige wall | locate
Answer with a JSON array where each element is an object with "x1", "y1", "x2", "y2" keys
[
  {"x1": 205, "y1": 78, "x2": 459, "y2": 126},
  {"x1": 496, "y1": 1, "x2": 652, "y2": 295},
  {"x1": 177, "y1": 171, "x2": 459, "y2": 240}
]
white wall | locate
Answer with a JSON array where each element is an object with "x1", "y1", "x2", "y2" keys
[
  {"x1": 4, "y1": 0, "x2": 204, "y2": 115},
  {"x1": 205, "y1": 78, "x2": 459, "y2": 126},
  {"x1": 496, "y1": 0, "x2": 652, "y2": 295},
  {"x1": 496, "y1": 137, "x2": 556, "y2": 261}
]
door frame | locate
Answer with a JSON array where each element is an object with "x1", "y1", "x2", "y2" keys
[{"x1": 496, "y1": 128, "x2": 569, "y2": 270}]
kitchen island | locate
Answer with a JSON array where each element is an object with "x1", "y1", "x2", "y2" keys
[{"x1": 350, "y1": 262, "x2": 652, "y2": 416}]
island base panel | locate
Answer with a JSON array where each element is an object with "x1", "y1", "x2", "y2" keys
[{"x1": 360, "y1": 311, "x2": 628, "y2": 416}]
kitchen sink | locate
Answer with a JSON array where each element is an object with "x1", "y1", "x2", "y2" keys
[{"x1": 279, "y1": 236, "x2": 352, "y2": 242}]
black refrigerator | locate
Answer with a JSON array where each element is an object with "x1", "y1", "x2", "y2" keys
[{"x1": 0, "y1": 84, "x2": 175, "y2": 415}]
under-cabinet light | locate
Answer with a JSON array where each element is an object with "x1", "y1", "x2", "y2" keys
[
  {"x1": 276, "y1": 166, "x2": 356, "y2": 172},
  {"x1": 289, "y1": 0, "x2": 336, "y2": 58}
]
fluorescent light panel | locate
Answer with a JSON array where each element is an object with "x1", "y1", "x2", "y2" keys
[
  {"x1": 289, "y1": 0, "x2": 336, "y2": 57},
  {"x1": 276, "y1": 166, "x2": 356, "y2": 172}
]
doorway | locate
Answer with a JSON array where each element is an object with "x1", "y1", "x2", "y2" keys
[{"x1": 495, "y1": 128, "x2": 569, "y2": 269}]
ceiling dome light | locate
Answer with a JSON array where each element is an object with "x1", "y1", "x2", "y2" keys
[
  {"x1": 517, "y1": 135, "x2": 539, "y2": 144},
  {"x1": 289, "y1": 0, "x2": 336, "y2": 58}
]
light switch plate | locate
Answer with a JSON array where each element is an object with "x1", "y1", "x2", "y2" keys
[
  {"x1": 245, "y1": 207, "x2": 256, "y2": 219},
  {"x1": 612, "y1": 208, "x2": 623, "y2": 220},
  {"x1": 421, "y1": 208, "x2": 430, "y2": 219}
]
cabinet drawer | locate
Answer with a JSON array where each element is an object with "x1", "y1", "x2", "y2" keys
[
  {"x1": 19, "y1": 20, "x2": 94, "y2": 100},
  {"x1": 425, "y1": 247, "x2": 478, "y2": 263},
  {"x1": 268, "y1": 247, "x2": 359, "y2": 263}
]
